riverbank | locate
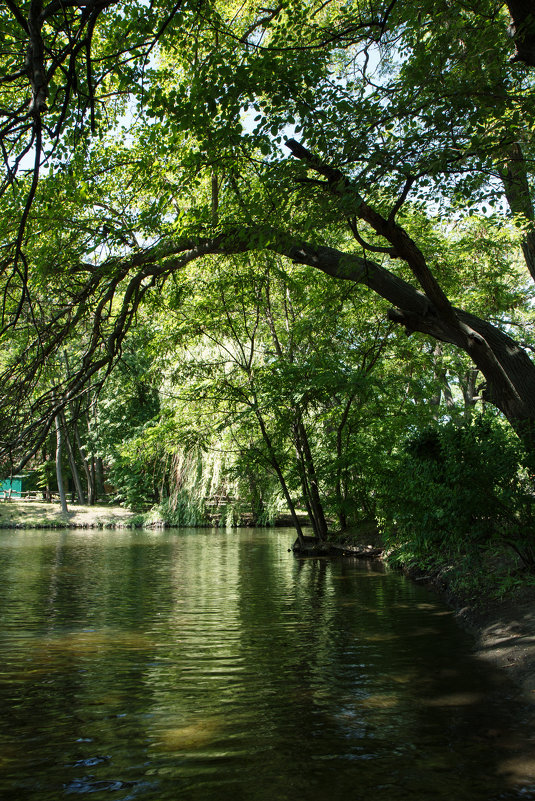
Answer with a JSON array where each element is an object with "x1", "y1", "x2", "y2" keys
[
  {"x1": 379, "y1": 559, "x2": 535, "y2": 702},
  {"x1": 0, "y1": 499, "x2": 139, "y2": 528},
  {"x1": 333, "y1": 522, "x2": 535, "y2": 702},
  {"x1": 403, "y1": 566, "x2": 535, "y2": 704}
]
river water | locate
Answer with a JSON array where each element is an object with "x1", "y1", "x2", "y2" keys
[{"x1": 1, "y1": 527, "x2": 535, "y2": 800}]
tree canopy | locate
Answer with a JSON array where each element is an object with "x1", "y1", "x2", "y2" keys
[{"x1": 2, "y1": 0, "x2": 535, "y2": 471}]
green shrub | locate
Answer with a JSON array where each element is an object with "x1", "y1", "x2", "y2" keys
[{"x1": 377, "y1": 415, "x2": 535, "y2": 572}]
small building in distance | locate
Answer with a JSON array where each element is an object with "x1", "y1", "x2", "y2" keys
[{"x1": 0, "y1": 474, "x2": 37, "y2": 498}]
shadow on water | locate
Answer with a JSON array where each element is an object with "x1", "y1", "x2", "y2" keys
[{"x1": 0, "y1": 527, "x2": 534, "y2": 800}]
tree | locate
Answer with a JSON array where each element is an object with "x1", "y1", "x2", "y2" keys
[
  {"x1": 377, "y1": 414, "x2": 535, "y2": 574},
  {"x1": 2, "y1": 0, "x2": 535, "y2": 468},
  {"x1": 144, "y1": 252, "x2": 428, "y2": 538},
  {"x1": 506, "y1": 0, "x2": 535, "y2": 66},
  {"x1": 0, "y1": 0, "x2": 183, "y2": 264}
]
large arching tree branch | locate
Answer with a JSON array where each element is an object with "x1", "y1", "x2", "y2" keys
[
  {"x1": 285, "y1": 138, "x2": 457, "y2": 323},
  {"x1": 506, "y1": 0, "x2": 535, "y2": 65},
  {"x1": 283, "y1": 138, "x2": 535, "y2": 446},
  {"x1": 4, "y1": 224, "x2": 535, "y2": 467},
  {"x1": 274, "y1": 237, "x2": 535, "y2": 435}
]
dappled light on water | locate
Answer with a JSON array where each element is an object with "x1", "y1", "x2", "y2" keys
[
  {"x1": 0, "y1": 527, "x2": 535, "y2": 800},
  {"x1": 420, "y1": 691, "x2": 484, "y2": 707},
  {"x1": 152, "y1": 717, "x2": 223, "y2": 752}
]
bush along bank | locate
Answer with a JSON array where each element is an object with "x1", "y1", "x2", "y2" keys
[
  {"x1": 360, "y1": 415, "x2": 535, "y2": 699},
  {"x1": 374, "y1": 414, "x2": 535, "y2": 605}
]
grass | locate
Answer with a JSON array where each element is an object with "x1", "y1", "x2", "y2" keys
[{"x1": 0, "y1": 499, "x2": 138, "y2": 529}]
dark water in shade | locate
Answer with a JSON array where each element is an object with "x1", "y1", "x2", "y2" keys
[{"x1": 1, "y1": 529, "x2": 535, "y2": 801}]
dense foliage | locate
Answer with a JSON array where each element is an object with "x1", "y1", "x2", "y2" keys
[
  {"x1": 378, "y1": 416, "x2": 535, "y2": 579},
  {"x1": 2, "y1": 0, "x2": 535, "y2": 583}
]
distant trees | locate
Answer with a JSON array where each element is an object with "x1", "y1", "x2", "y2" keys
[
  {"x1": 92, "y1": 254, "x2": 472, "y2": 539},
  {"x1": 1, "y1": 0, "x2": 535, "y2": 514},
  {"x1": 148, "y1": 256, "x2": 399, "y2": 542}
]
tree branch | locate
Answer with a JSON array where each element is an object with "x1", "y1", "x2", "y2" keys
[
  {"x1": 3, "y1": 225, "x2": 535, "y2": 463},
  {"x1": 5, "y1": 0, "x2": 29, "y2": 32},
  {"x1": 285, "y1": 137, "x2": 457, "y2": 322}
]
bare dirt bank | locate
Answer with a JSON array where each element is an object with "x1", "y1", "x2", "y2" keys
[
  {"x1": 454, "y1": 594, "x2": 535, "y2": 702},
  {"x1": 408, "y1": 567, "x2": 535, "y2": 703}
]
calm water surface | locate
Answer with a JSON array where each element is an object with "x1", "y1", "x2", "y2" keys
[{"x1": 1, "y1": 527, "x2": 535, "y2": 801}]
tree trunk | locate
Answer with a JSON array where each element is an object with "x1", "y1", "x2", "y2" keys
[
  {"x1": 294, "y1": 418, "x2": 329, "y2": 541},
  {"x1": 501, "y1": 142, "x2": 535, "y2": 281},
  {"x1": 90, "y1": 458, "x2": 97, "y2": 504},
  {"x1": 73, "y1": 417, "x2": 93, "y2": 503},
  {"x1": 54, "y1": 414, "x2": 68, "y2": 514},
  {"x1": 293, "y1": 423, "x2": 323, "y2": 539},
  {"x1": 60, "y1": 410, "x2": 86, "y2": 504},
  {"x1": 460, "y1": 367, "x2": 480, "y2": 421},
  {"x1": 42, "y1": 445, "x2": 51, "y2": 501},
  {"x1": 64, "y1": 352, "x2": 93, "y2": 503},
  {"x1": 336, "y1": 394, "x2": 356, "y2": 530},
  {"x1": 246, "y1": 467, "x2": 264, "y2": 525},
  {"x1": 84, "y1": 395, "x2": 97, "y2": 504},
  {"x1": 429, "y1": 342, "x2": 454, "y2": 417},
  {"x1": 506, "y1": 1, "x2": 535, "y2": 66},
  {"x1": 254, "y1": 408, "x2": 306, "y2": 545},
  {"x1": 96, "y1": 457, "x2": 105, "y2": 500}
]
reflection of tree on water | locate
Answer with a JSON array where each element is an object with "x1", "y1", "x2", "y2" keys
[
  {"x1": 233, "y1": 544, "x2": 526, "y2": 800},
  {"x1": 45, "y1": 531, "x2": 67, "y2": 627},
  {"x1": 0, "y1": 529, "x2": 534, "y2": 801}
]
